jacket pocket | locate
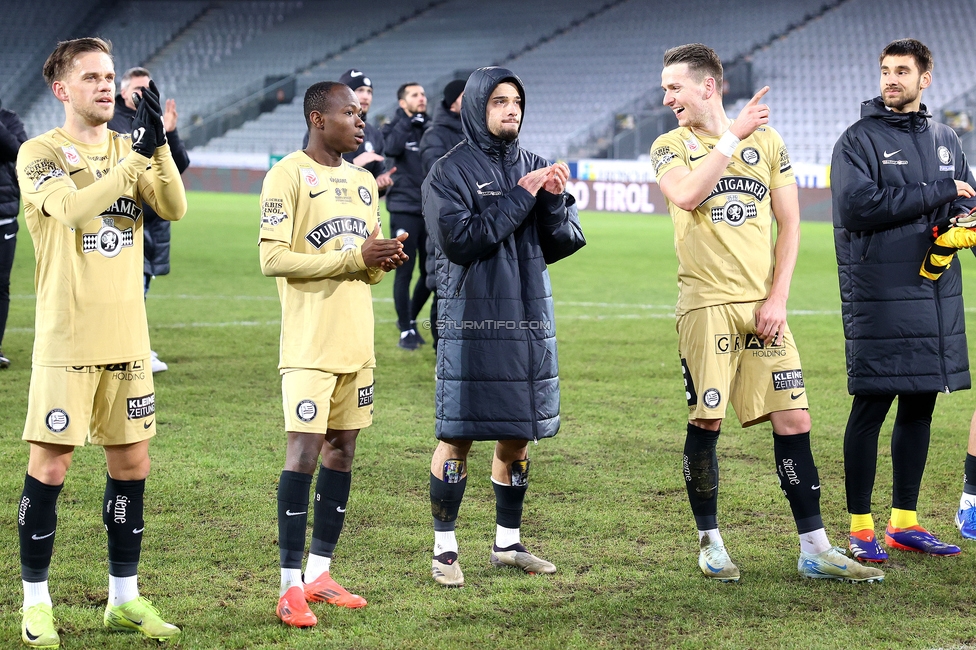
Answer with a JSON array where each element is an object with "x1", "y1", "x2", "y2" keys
[{"x1": 854, "y1": 231, "x2": 875, "y2": 262}]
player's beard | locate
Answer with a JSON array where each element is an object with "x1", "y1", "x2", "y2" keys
[
  {"x1": 75, "y1": 99, "x2": 113, "y2": 127},
  {"x1": 882, "y1": 82, "x2": 921, "y2": 111}
]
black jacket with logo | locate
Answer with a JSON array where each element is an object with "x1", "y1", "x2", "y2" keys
[
  {"x1": 422, "y1": 66, "x2": 586, "y2": 441},
  {"x1": 831, "y1": 97, "x2": 976, "y2": 395},
  {"x1": 108, "y1": 97, "x2": 190, "y2": 276},
  {"x1": 382, "y1": 106, "x2": 429, "y2": 214},
  {"x1": 0, "y1": 107, "x2": 27, "y2": 221},
  {"x1": 420, "y1": 105, "x2": 464, "y2": 290}
]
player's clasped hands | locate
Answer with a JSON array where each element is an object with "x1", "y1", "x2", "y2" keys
[
  {"x1": 731, "y1": 86, "x2": 771, "y2": 140},
  {"x1": 361, "y1": 226, "x2": 408, "y2": 271},
  {"x1": 518, "y1": 163, "x2": 570, "y2": 197}
]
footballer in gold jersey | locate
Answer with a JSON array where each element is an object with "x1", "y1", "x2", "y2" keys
[
  {"x1": 651, "y1": 43, "x2": 883, "y2": 586},
  {"x1": 261, "y1": 81, "x2": 407, "y2": 628},
  {"x1": 16, "y1": 38, "x2": 186, "y2": 648}
]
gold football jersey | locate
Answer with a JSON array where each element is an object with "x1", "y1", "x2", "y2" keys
[
  {"x1": 259, "y1": 151, "x2": 384, "y2": 374},
  {"x1": 17, "y1": 128, "x2": 185, "y2": 365},
  {"x1": 651, "y1": 125, "x2": 795, "y2": 316}
]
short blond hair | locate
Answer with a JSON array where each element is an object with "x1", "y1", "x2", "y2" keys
[{"x1": 42, "y1": 37, "x2": 112, "y2": 85}]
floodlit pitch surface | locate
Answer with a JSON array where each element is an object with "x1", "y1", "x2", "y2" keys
[{"x1": 2, "y1": 191, "x2": 976, "y2": 649}]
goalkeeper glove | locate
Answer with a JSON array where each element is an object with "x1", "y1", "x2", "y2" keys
[
  {"x1": 129, "y1": 85, "x2": 162, "y2": 158},
  {"x1": 920, "y1": 226, "x2": 976, "y2": 280},
  {"x1": 931, "y1": 205, "x2": 976, "y2": 238}
]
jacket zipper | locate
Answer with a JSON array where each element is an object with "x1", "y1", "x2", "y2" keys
[
  {"x1": 910, "y1": 118, "x2": 950, "y2": 391},
  {"x1": 508, "y1": 152, "x2": 539, "y2": 443},
  {"x1": 453, "y1": 266, "x2": 469, "y2": 297}
]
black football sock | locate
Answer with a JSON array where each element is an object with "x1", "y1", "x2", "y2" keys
[
  {"x1": 683, "y1": 423, "x2": 720, "y2": 531},
  {"x1": 773, "y1": 432, "x2": 824, "y2": 534},
  {"x1": 103, "y1": 475, "x2": 146, "y2": 578},
  {"x1": 492, "y1": 480, "x2": 527, "y2": 530},
  {"x1": 310, "y1": 467, "x2": 351, "y2": 558},
  {"x1": 964, "y1": 454, "x2": 976, "y2": 496},
  {"x1": 891, "y1": 393, "x2": 936, "y2": 511},
  {"x1": 430, "y1": 472, "x2": 466, "y2": 532},
  {"x1": 277, "y1": 470, "x2": 312, "y2": 569},
  {"x1": 19, "y1": 474, "x2": 63, "y2": 582}
]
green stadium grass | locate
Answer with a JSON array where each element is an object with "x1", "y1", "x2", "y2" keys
[{"x1": 2, "y1": 191, "x2": 976, "y2": 649}]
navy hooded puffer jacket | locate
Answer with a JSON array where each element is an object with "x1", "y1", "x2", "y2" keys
[{"x1": 422, "y1": 66, "x2": 586, "y2": 441}]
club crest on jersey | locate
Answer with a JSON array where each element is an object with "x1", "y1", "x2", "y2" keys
[
  {"x1": 741, "y1": 147, "x2": 760, "y2": 166},
  {"x1": 83, "y1": 217, "x2": 133, "y2": 257},
  {"x1": 305, "y1": 217, "x2": 368, "y2": 249},
  {"x1": 358, "y1": 186, "x2": 372, "y2": 205},
  {"x1": 710, "y1": 194, "x2": 756, "y2": 227},
  {"x1": 685, "y1": 138, "x2": 700, "y2": 153},
  {"x1": 300, "y1": 166, "x2": 319, "y2": 187},
  {"x1": 61, "y1": 144, "x2": 81, "y2": 166}
]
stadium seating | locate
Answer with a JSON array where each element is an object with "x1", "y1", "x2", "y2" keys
[
  {"x1": 195, "y1": 0, "x2": 608, "y2": 155},
  {"x1": 10, "y1": 0, "x2": 976, "y2": 164},
  {"x1": 20, "y1": 0, "x2": 208, "y2": 137},
  {"x1": 0, "y1": 0, "x2": 100, "y2": 111},
  {"x1": 743, "y1": 0, "x2": 976, "y2": 163},
  {"x1": 198, "y1": 0, "x2": 827, "y2": 159}
]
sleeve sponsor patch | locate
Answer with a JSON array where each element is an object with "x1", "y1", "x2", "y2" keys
[
  {"x1": 651, "y1": 145, "x2": 678, "y2": 173},
  {"x1": 261, "y1": 198, "x2": 288, "y2": 227},
  {"x1": 778, "y1": 145, "x2": 792, "y2": 173},
  {"x1": 24, "y1": 159, "x2": 66, "y2": 190}
]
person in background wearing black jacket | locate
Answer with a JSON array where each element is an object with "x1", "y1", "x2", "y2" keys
[
  {"x1": 422, "y1": 67, "x2": 585, "y2": 587},
  {"x1": 831, "y1": 38, "x2": 976, "y2": 562},
  {"x1": 383, "y1": 82, "x2": 430, "y2": 349},
  {"x1": 0, "y1": 99, "x2": 27, "y2": 369},
  {"x1": 302, "y1": 69, "x2": 395, "y2": 193},
  {"x1": 108, "y1": 67, "x2": 190, "y2": 374},
  {"x1": 419, "y1": 79, "x2": 465, "y2": 352}
]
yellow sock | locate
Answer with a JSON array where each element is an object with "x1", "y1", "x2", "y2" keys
[
  {"x1": 890, "y1": 508, "x2": 918, "y2": 529},
  {"x1": 850, "y1": 513, "x2": 874, "y2": 533}
]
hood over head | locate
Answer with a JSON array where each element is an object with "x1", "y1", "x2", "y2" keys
[{"x1": 461, "y1": 66, "x2": 526, "y2": 159}]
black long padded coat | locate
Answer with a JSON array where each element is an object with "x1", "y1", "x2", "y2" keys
[{"x1": 831, "y1": 97, "x2": 976, "y2": 395}]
